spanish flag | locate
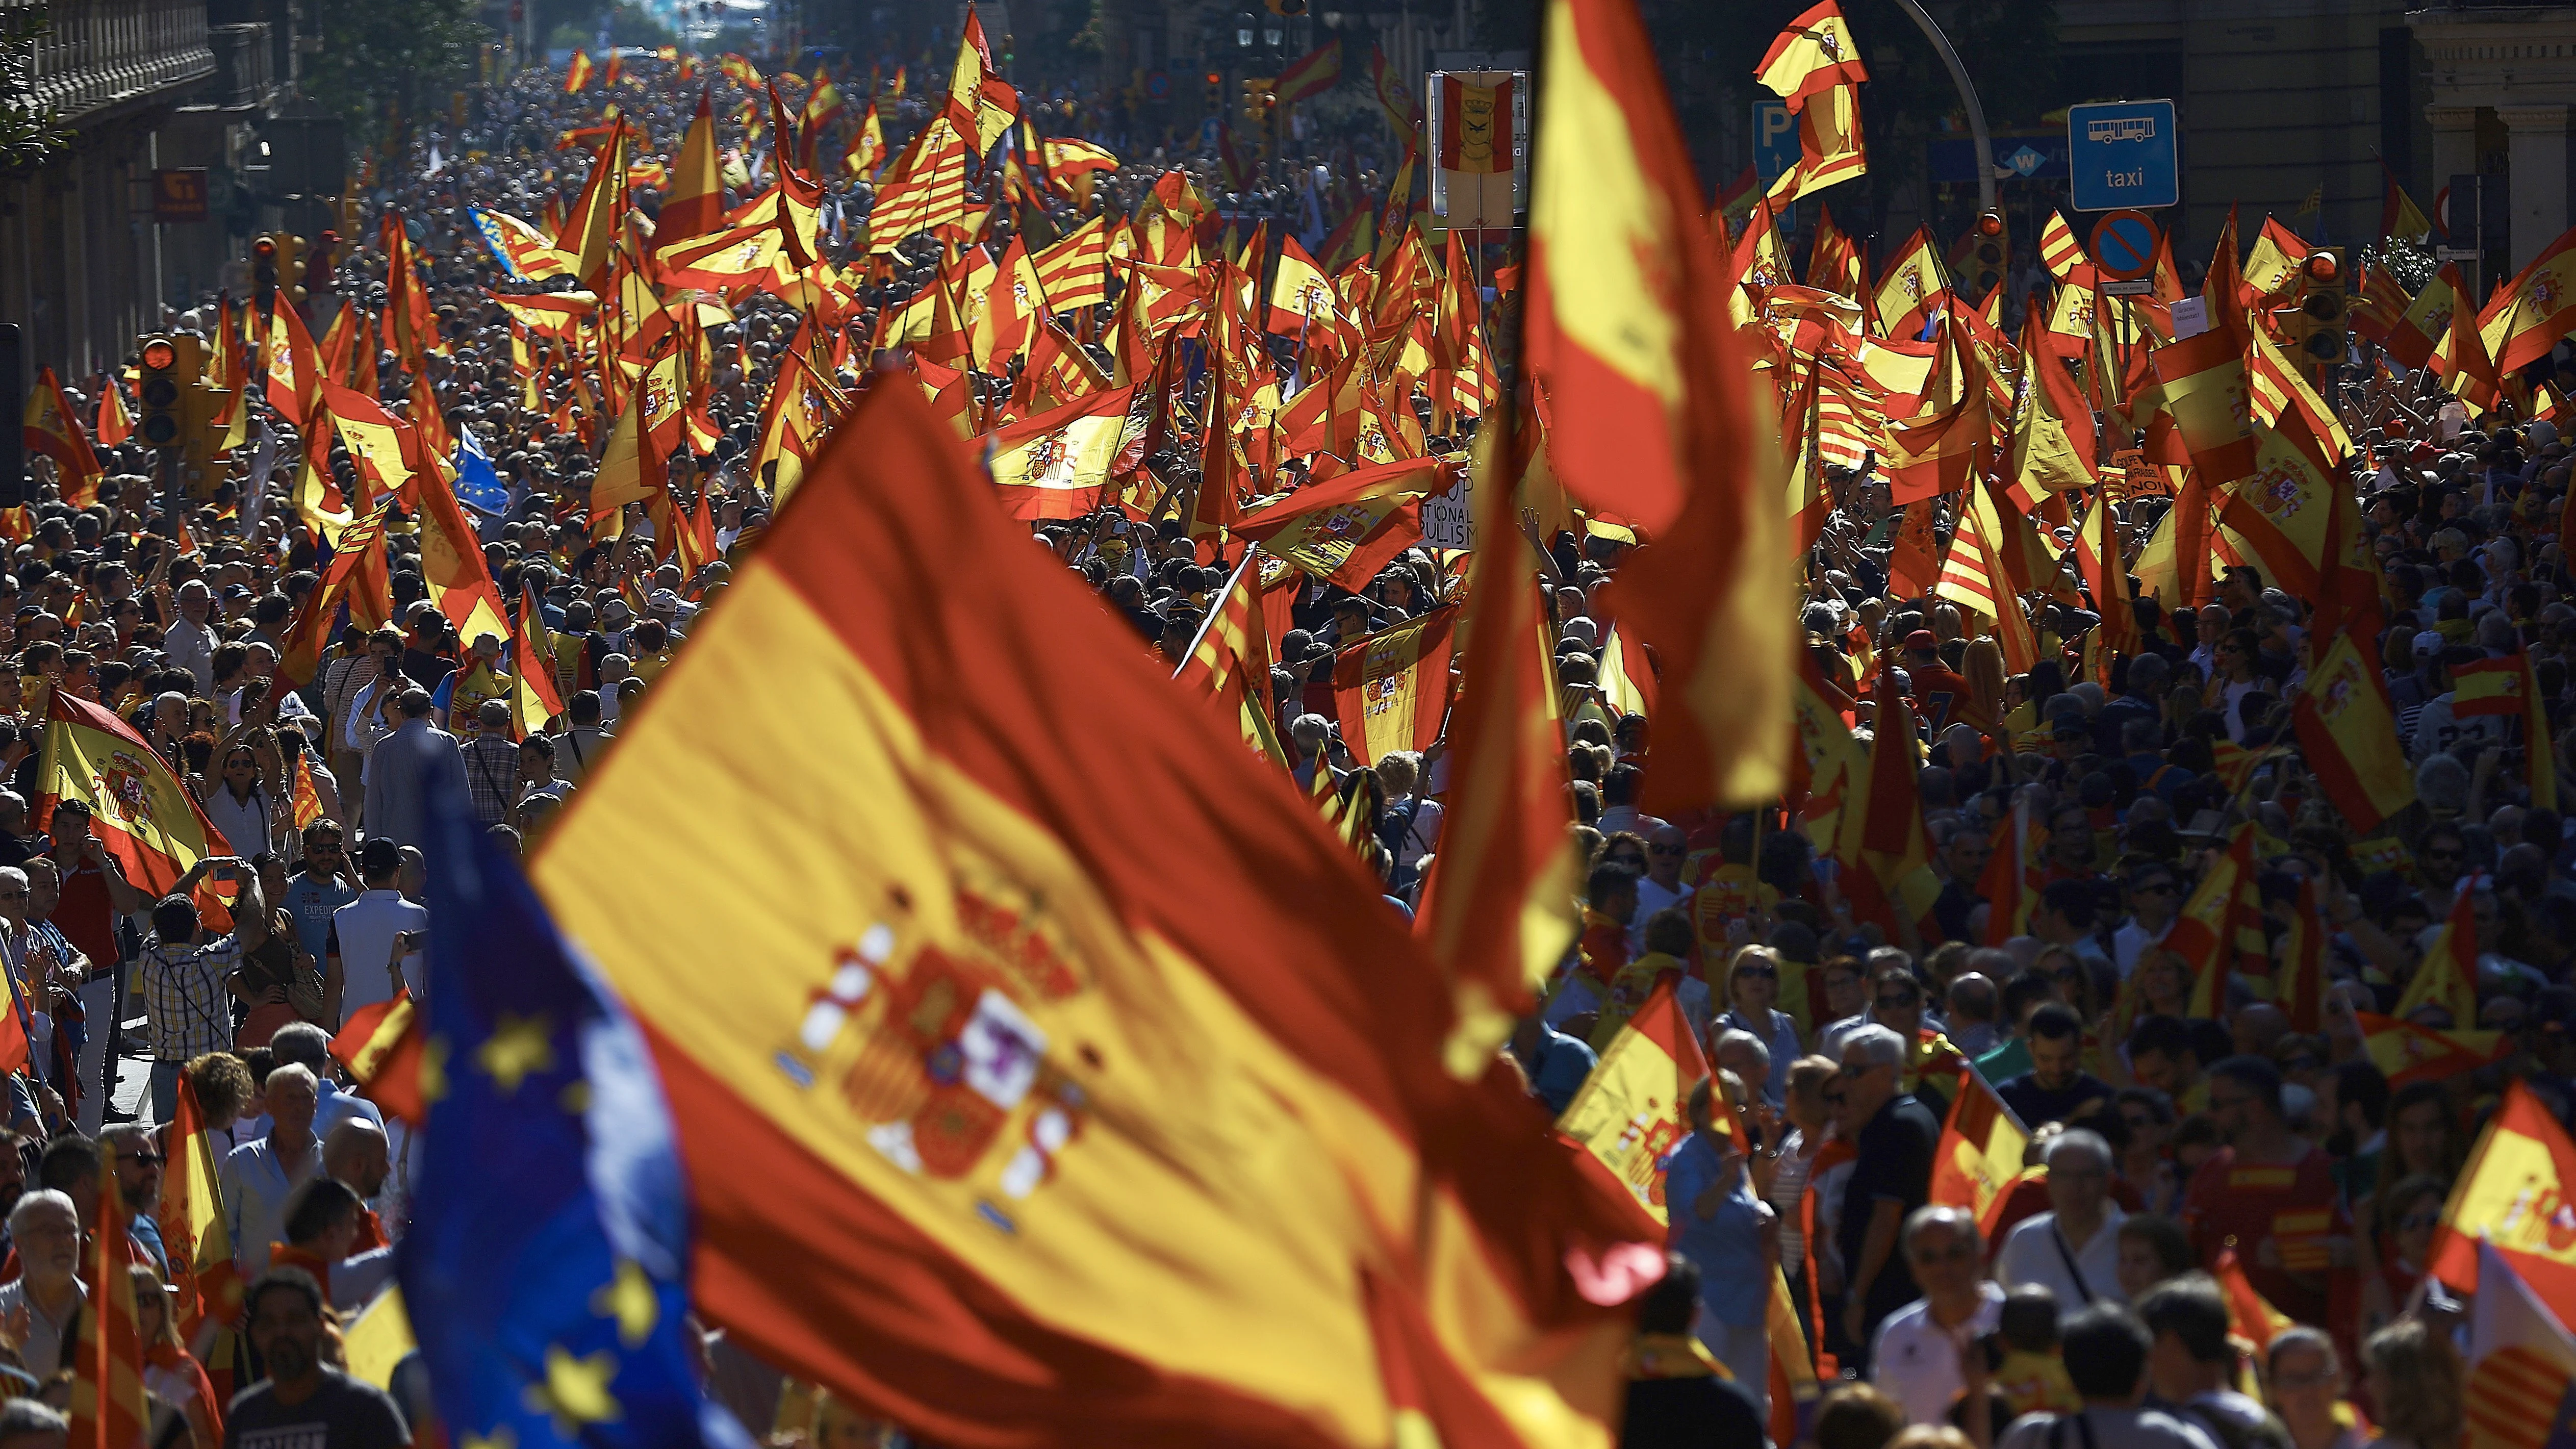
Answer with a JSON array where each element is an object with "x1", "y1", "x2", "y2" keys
[
  {"x1": 563, "y1": 49, "x2": 594, "y2": 92},
  {"x1": 95, "y1": 376, "x2": 132, "y2": 449},
  {"x1": 2218, "y1": 418, "x2": 2339, "y2": 598},
  {"x1": 1268, "y1": 235, "x2": 1339, "y2": 335},
  {"x1": 1236, "y1": 456, "x2": 1446, "y2": 588},
  {"x1": 1557, "y1": 978, "x2": 1716, "y2": 1234},
  {"x1": 34, "y1": 692, "x2": 232, "y2": 901},
  {"x1": 2150, "y1": 327, "x2": 2258, "y2": 485},
  {"x1": 158, "y1": 1079, "x2": 243, "y2": 1339},
  {"x1": 1927, "y1": 1066, "x2": 2036, "y2": 1236},
  {"x1": 2396, "y1": 882, "x2": 2482, "y2": 1027},
  {"x1": 550, "y1": 117, "x2": 629, "y2": 288},
  {"x1": 2172, "y1": 822, "x2": 2263, "y2": 1019},
  {"x1": 982, "y1": 386, "x2": 1139, "y2": 520},
  {"x1": 2451, "y1": 654, "x2": 2531, "y2": 718},
  {"x1": 1174, "y1": 551, "x2": 1289, "y2": 767},
  {"x1": 328, "y1": 995, "x2": 427, "y2": 1124},
  {"x1": 1755, "y1": 0, "x2": 1870, "y2": 112},
  {"x1": 1415, "y1": 450, "x2": 1579, "y2": 1066},
  {"x1": 22, "y1": 366, "x2": 103, "y2": 509},
  {"x1": 656, "y1": 86, "x2": 724, "y2": 249},
  {"x1": 1762, "y1": 83, "x2": 1866, "y2": 208},
  {"x1": 2212, "y1": 1245, "x2": 2293, "y2": 1355},
  {"x1": 2428, "y1": 1082, "x2": 2576, "y2": 1305},
  {"x1": 2353, "y1": 1011, "x2": 2504, "y2": 1087},
  {"x1": 2292, "y1": 630, "x2": 2415, "y2": 832},
  {"x1": 1535, "y1": 0, "x2": 1791, "y2": 812},
  {"x1": 845, "y1": 101, "x2": 888, "y2": 182},
  {"x1": 528, "y1": 380, "x2": 1642, "y2": 1447},
  {"x1": 2483, "y1": 223, "x2": 2576, "y2": 374},
  {"x1": 1332, "y1": 606, "x2": 1459, "y2": 766}
]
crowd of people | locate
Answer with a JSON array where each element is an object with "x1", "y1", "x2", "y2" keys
[{"x1": 0, "y1": 8, "x2": 2560, "y2": 1447}]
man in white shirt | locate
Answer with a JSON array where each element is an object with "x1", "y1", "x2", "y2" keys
[
  {"x1": 2111, "y1": 862, "x2": 2181, "y2": 977},
  {"x1": 220, "y1": 1063, "x2": 323, "y2": 1278},
  {"x1": 330, "y1": 838, "x2": 426, "y2": 1021},
  {"x1": 1871, "y1": 1205, "x2": 2005, "y2": 1425},
  {"x1": 164, "y1": 581, "x2": 218, "y2": 695},
  {"x1": 1994, "y1": 1129, "x2": 2129, "y2": 1307},
  {"x1": 1631, "y1": 825, "x2": 1696, "y2": 953}
]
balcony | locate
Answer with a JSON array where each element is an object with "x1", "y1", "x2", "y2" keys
[
  {"x1": 5, "y1": 0, "x2": 219, "y2": 130},
  {"x1": 206, "y1": 19, "x2": 269, "y2": 112}
]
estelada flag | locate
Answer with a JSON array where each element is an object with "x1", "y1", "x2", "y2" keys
[
  {"x1": 2292, "y1": 630, "x2": 2416, "y2": 833},
  {"x1": 1333, "y1": 605, "x2": 1460, "y2": 766},
  {"x1": 1554, "y1": 978, "x2": 1712, "y2": 1237},
  {"x1": 2353, "y1": 1010, "x2": 2505, "y2": 1087},
  {"x1": 2395, "y1": 880, "x2": 2482, "y2": 1027},
  {"x1": 23, "y1": 366, "x2": 103, "y2": 509},
  {"x1": 527, "y1": 379, "x2": 1643, "y2": 1446},
  {"x1": 34, "y1": 692, "x2": 231, "y2": 902},
  {"x1": 1535, "y1": 0, "x2": 1791, "y2": 811},
  {"x1": 328, "y1": 996, "x2": 427, "y2": 1124},
  {"x1": 2453, "y1": 654, "x2": 2531, "y2": 718},
  {"x1": 1755, "y1": 0, "x2": 1869, "y2": 112},
  {"x1": 981, "y1": 386, "x2": 1139, "y2": 520},
  {"x1": 1927, "y1": 1066, "x2": 2036, "y2": 1236},
  {"x1": 2428, "y1": 1081, "x2": 2576, "y2": 1306}
]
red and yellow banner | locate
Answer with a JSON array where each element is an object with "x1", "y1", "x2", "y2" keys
[
  {"x1": 1331, "y1": 606, "x2": 1459, "y2": 766},
  {"x1": 2428, "y1": 1082, "x2": 2576, "y2": 1307},
  {"x1": 1928, "y1": 1067, "x2": 2036, "y2": 1236},
  {"x1": 528, "y1": 380, "x2": 1641, "y2": 1448}
]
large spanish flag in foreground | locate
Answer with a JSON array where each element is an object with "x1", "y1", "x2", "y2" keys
[
  {"x1": 34, "y1": 692, "x2": 231, "y2": 900},
  {"x1": 530, "y1": 381, "x2": 1642, "y2": 1448},
  {"x1": 1928, "y1": 1067, "x2": 2036, "y2": 1236},
  {"x1": 2428, "y1": 1082, "x2": 2576, "y2": 1307},
  {"x1": 1531, "y1": 0, "x2": 1791, "y2": 811}
]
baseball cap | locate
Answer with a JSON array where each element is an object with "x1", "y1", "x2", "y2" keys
[
  {"x1": 354, "y1": 837, "x2": 403, "y2": 876},
  {"x1": 1903, "y1": 629, "x2": 1939, "y2": 651}
]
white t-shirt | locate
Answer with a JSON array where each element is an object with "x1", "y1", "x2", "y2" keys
[
  {"x1": 331, "y1": 889, "x2": 427, "y2": 1018},
  {"x1": 1993, "y1": 1206, "x2": 2129, "y2": 1307},
  {"x1": 1632, "y1": 875, "x2": 1695, "y2": 953},
  {"x1": 1870, "y1": 1280, "x2": 2005, "y2": 1425}
]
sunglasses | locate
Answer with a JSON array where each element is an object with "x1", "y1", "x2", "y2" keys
[
  {"x1": 1876, "y1": 995, "x2": 1919, "y2": 1011},
  {"x1": 1647, "y1": 844, "x2": 1684, "y2": 856},
  {"x1": 1736, "y1": 966, "x2": 1777, "y2": 980}
]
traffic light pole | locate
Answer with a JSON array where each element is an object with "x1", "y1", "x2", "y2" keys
[{"x1": 1888, "y1": 0, "x2": 1996, "y2": 215}]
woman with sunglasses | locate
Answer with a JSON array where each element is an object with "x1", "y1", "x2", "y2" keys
[
  {"x1": 192, "y1": 724, "x2": 289, "y2": 861},
  {"x1": 1716, "y1": 946, "x2": 1802, "y2": 1108}
]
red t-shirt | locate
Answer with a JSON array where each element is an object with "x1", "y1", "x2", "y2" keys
[
  {"x1": 51, "y1": 857, "x2": 120, "y2": 973},
  {"x1": 2183, "y1": 1143, "x2": 2346, "y2": 1323}
]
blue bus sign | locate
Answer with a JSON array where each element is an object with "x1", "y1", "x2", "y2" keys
[{"x1": 2067, "y1": 99, "x2": 2178, "y2": 212}]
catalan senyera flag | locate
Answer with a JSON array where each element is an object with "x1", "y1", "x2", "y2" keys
[
  {"x1": 159, "y1": 1079, "x2": 242, "y2": 1340},
  {"x1": 869, "y1": 117, "x2": 972, "y2": 252},
  {"x1": 1554, "y1": 979, "x2": 1708, "y2": 1236},
  {"x1": 289, "y1": 754, "x2": 324, "y2": 830},
  {"x1": 527, "y1": 379, "x2": 1641, "y2": 1446},
  {"x1": 2291, "y1": 630, "x2": 2416, "y2": 833},
  {"x1": 2037, "y1": 209, "x2": 2084, "y2": 282},
  {"x1": 1755, "y1": 0, "x2": 1869, "y2": 112},
  {"x1": 1175, "y1": 551, "x2": 1288, "y2": 767},
  {"x1": 35, "y1": 692, "x2": 232, "y2": 902},
  {"x1": 1332, "y1": 606, "x2": 1460, "y2": 767},
  {"x1": 563, "y1": 49, "x2": 594, "y2": 92},
  {"x1": 1414, "y1": 433, "x2": 1579, "y2": 1064},
  {"x1": 982, "y1": 386, "x2": 1139, "y2": 520},
  {"x1": 2428, "y1": 1081, "x2": 2576, "y2": 1306},
  {"x1": 1535, "y1": 0, "x2": 1790, "y2": 812},
  {"x1": 2463, "y1": 1239, "x2": 2576, "y2": 1449},
  {"x1": 2353, "y1": 1011, "x2": 2505, "y2": 1087},
  {"x1": 1235, "y1": 456, "x2": 1446, "y2": 589},
  {"x1": 69, "y1": 1170, "x2": 149, "y2": 1449},
  {"x1": 1032, "y1": 213, "x2": 1111, "y2": 314},
  {"x1": 328, "y1": 995, "x2": 427, "y2": 1125},
  {"x1": 1927, "y1": 1067, "x2": 2036, "y2": 1237},
  {"x1": 2396, "y1": 880, "x2": 2482, "y2": 1027},
  {"x1": 23, "y1": 366, "x2": 104, "y2": 509}
]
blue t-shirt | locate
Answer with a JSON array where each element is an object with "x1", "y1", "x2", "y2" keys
[{"x1": 284, "y1": 871, "x2": 360, "y2": 962}]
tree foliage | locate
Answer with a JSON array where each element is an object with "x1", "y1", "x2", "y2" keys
[
  {"x1": 302, "y1": 0, "x2": 485, "y2": 147},
  {"x1": 0, "y1": 8, "x2": 73, "y2": 167}
]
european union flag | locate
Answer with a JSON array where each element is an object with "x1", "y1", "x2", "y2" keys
[
  {"x1": 396, "y1": 787, "x2": 751, "y2": 1449},
  {"x1": 455, "y1": 427, "x2": 511, "y2": 517}
]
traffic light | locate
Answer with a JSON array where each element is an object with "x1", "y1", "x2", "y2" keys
[
  {"x1": 1265, "y1": 0, "x2": 1309, "y2": 14},
  {"x1": 1240, "y1": 79, "x2": 1274, "y2": 122},
  {"x1": 1205, "y1": 71, "x2": 1222, "y2": 110},
  {"x1": 2298, "y1": 249, "x2": 2348, "y2": 372},
  {"x1": 279, "y1": 234, "x2": 309, "y2": 306},
  {"x1": 137, "y1": 335, "x2": 187, "y2": 451},
  {"x1": 251, "y1": 234, "x2": 279, "y2": 307},
  {"x1": 1967, "y1": 211, "x2": 2008, "y2": 298}
]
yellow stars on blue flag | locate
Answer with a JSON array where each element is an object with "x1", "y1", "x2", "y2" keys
[
  {"x1": 477, "y1": 1011, "x2": 556, "y2": 1094},
  {"x1": 525, "y1": 1344, "x2": 622, "y2": 1435},
  {"x1": 592, "y1": 1260, "x2": 658, "y2": 1348}
]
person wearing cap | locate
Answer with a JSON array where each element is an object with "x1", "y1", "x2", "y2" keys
[{"x1": 327, "y1": 838, "x2": 426, "y2": 1025}]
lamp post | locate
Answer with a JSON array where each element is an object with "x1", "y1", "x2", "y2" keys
[{"x1": 1886, "y1": 0, "x2": 1997, "y2": 213}]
